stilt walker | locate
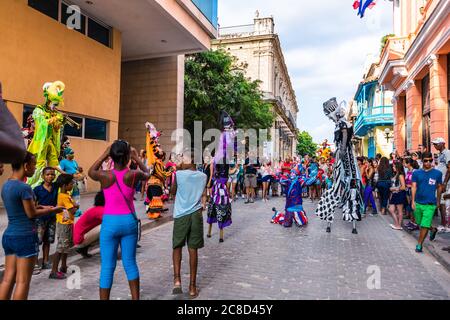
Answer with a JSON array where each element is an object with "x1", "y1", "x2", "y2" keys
[
  {"x1": 27, "y1": 82, "x2": 66, "y2": 188},
  {"x1": 207, "y1": 111, "x2": 235, "y2": 243},
  {"x1": 145, "y1": 122, "x2": 171, "y2": 220},
  {"x1": 315, "y1": 98, "x2": 364, "y2": 234}
]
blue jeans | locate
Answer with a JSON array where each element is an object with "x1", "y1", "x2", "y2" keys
[
  {"x1": 377, "y1": 181, "x2": 391, "y2": 210},
  {"x1": 100, "y1": 214, "x2": 139, "y2": 289}
]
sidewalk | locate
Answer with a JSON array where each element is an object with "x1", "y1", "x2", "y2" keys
[
  {"x1": 380, "y1": 214, "x2": 450, "y2": 271},
  {"x1": 0, "y1": 192, "x2": 174, "y2": 272}
]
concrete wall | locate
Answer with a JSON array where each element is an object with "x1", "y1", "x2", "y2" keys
[
  {"x1": 0, "y1": 0, "x2": 122, "y2": 200},
  {"x1": 119, "y1": 56, "x2": 185, "y2": 153}
]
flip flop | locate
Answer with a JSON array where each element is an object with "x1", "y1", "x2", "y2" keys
[
  {"x1": 172, "y1": 285, "x2": 183, "y2": 295},
  {"x1": 189, "y1": 286, "x2": 200, "y2": 300}
]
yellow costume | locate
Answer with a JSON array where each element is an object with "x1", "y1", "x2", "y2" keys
[
  {"x1": 145, "y1": 122, "x2": 171, "y2": 219},
  {"x1": 27, "y1": 82, "x2": 65, "y2": 188}
]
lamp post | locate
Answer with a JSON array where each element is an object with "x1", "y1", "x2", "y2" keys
[{"x1": 384, "y1": 128, "x2": 394, "y2": 143}]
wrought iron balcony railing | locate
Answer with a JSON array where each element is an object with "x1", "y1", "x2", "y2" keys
[{"x1": 354, "y1": 105, "x2": 394, "y2": 136}]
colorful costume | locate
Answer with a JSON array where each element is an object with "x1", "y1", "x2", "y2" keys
[
  {"x1": 145, "y1": 122, "x2": 171, "y2": 220},
  {"x1": 315, "y1": 98, "x2": 364, "y2": 234},
  {"x1": 272, "y1": 169, "x2": 308, "y2": 228},
  {"x1": 305, "y1": 162, "x2": 320, "y2": 186},
  {"x1": 317, "y1": 140, "x2": 332, "y2": 160},
  {"x1": 27, "y1": 82, "x2": 66, "y2": 188},
  {"x1": 207, "y1": 111, "x2": 235, "y2": 230}
]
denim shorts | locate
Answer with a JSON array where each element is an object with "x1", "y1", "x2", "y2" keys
[{"x1": 2, "y1": 233, "x2": 39, "y2": 258}]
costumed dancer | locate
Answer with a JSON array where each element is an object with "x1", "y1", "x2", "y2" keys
[
  {"x1": 27, "y1": 82, "x2": 66, "y2": 188},
  {"x1": 207, "y1": 111, "x2": 235, "y2": 243},
  {"x1": 271, "y1": 168, "x2": 308, "y2": 228},
  {"x1": 145, "y1": 122, "x2": 172, "y2": 220},
  {"x1": 315, "y1": 98, "x2": 364, "y2": 234}
]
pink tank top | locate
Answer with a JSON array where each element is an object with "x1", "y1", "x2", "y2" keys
[{"x1": 103, "y1": 169, "x2": 136, "y2": 215}]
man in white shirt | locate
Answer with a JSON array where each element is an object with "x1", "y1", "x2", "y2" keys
[{"x1": 432, "y1": 137, "x2": 450, "y2": 230}]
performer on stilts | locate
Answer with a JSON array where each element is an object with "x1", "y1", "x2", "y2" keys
[
  {"x1": 315, "y1": 98, "x2": 364, "y2": 234},
  {"x1": 27, "y1": 81, "x2": 66, "y2": 188},
  {"x1": 145, "y1": 122, "x2": 172, "y2": 220},
  {"x1": 207, "y1": 111, "x2": 235, "y2": 243},
  {"x1": 272, "y1": 168, "x2": 308, "y2": 227}
]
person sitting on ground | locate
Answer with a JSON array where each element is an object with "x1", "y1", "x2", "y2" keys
[{"x1": 74, "y1": 191, "x2": 105, "y2": 258}]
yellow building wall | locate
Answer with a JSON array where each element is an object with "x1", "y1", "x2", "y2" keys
[
  {"x1": 0, "y1": 0, "x2": 122, "y2": 199},
  {"x1": 374, "y1": 126, "x2": 394, "y2": 158}
]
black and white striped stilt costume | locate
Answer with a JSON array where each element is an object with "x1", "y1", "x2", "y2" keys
[{"x1": 315, "y1": 98, "x2": 364, "y2": 224}]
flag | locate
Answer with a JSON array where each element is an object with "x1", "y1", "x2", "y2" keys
[{"x1": 353, "y1": 0, "x2": 377, "y2": 18}]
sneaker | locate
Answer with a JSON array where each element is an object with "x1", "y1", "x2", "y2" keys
[
  {"x1": 437, "y1": 225, "x2": 446, "y2": 233},
  {"x1": 41, "y1": 262, "x2": 52, "y2": 270},
  {"x1": 32, "y1": 265, "x2": 41, "y2": 276},
  {"x1": 430, "y1": 228, "x2": 438, "y2": 241},
  {"x1": 250, "y1": 198, "x2": 255, "y2": 203},
  {"x1": 76, "y1": 246, "x2": 93, "y2": 259},
  {"x1": 241, "y1": 195, "x2": 245, "y2": 199},
  {"x1": 244, "y1": 200, "x2": 250, "y2": 204},
  {"x1": 415, "y1": 245, "x2": 423, "y2": 253},
  {"x1": 49, "y1": 272, "x2": 67, "y2": 280}
]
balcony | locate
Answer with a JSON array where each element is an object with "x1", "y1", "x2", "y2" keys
[
  {"x1": 354, "y1": 105, "x2": 394, "y2": 137},
  {"x1": 191, "y1": 0, "x2": 218, "y2": 28},
  {"x1": 379, "y1": 36, "x2": 410, "y2": 90}
]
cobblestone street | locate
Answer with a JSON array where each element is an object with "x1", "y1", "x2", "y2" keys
[{"x1": 26, "y1": 197, "x2": 450, "y2": 300}]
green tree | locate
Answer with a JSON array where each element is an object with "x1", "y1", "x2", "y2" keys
[
  {"x1": 297, "y1": 131, "x2": 318, "y2": 157},
  {"x1": 184, "y1": 50, "x2": 274, "y2": 137}
]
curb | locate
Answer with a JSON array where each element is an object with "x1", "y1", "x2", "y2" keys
[
  {"x1": 379, "y1": 214, "x2": 450, "y2": 273},
  {"x1": 405, "y1": 230, "x2": 450, "y2": 272},
  {"x1": 0, "y1": 214, "x2": 174, "y2": 279}
]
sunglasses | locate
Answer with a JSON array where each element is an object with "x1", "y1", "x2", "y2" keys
[{"x1": 423, "y1": 159, "x2": 433, "y2": 163}]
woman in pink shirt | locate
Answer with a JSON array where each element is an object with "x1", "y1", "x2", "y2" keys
[
  {"x1": 89, "y1": 141, "x2": 151, "y2": 300},
  {"x1": 74, "y1": 191, "x2": 105, "y2": 258}
]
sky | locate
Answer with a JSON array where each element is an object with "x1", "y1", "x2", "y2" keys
[{"x1": 217, "y1": 0, "x2": 394, "y2": 143}]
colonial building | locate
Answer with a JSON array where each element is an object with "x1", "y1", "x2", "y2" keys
[
  {"x1": 352, "y1": 62, "x2": 394, "y2": 158},
  {"x1": 0, "y1": 0, "x2": 218, "y2": 198},
  {"x1": 211, "y1": 16, "x2": 299, "y2": 161},
  {"x1": 379, "y1": 0, "x2": 449, "y2": 155}
]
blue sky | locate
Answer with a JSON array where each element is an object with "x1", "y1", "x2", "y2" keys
[{"x1": 218, "y1": 0, "x2": 394, "y2": 143}]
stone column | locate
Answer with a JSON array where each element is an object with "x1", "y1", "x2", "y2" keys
[
  {"x1": 405, "y1": 80, "x2": 422, "y2": 152},
  {"x1": 393, "y1": 96, "x2": 406, "y2": 155},
  {"x1": 429, "y1": 54, "x2": 448, "y2": 145}
]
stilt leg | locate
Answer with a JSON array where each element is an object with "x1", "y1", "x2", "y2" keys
[{"x1": 352, "y1": 220, "x2": 358, "y2": 234}]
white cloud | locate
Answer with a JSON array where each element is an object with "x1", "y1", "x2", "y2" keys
[{"x1": 218, "y1": 0, "x2": 394, "y2": 143}]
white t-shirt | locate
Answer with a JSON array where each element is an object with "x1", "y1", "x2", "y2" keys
[{"x1": 437, "y1": 149, "x2": 450, "y2": 180}]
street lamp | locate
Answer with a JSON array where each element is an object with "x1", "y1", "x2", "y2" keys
[{"x1": 384, "y1": 128, "x2": 394, "y2": 143}]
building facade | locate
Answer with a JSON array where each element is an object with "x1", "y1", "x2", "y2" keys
[
  {"x1": 379, "y1": 0, "x2": 449, "y2": 155},
  {"x1": 353, "y1": 63, "x2": 394, "y2": 158},
  {"x1": 211, "y1": 16, "x2": 299, "y2": 161},
  {"x1": 0, "y1": 0, "x2": 218, "y2": 199}
]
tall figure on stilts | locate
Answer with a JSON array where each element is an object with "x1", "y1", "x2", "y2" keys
[
  {"x1": 207, "y1": 111, "x2": 235, "y2": 243},
  {"x1": 315, "y1": 98, "x2": 364, "y2": 234}
]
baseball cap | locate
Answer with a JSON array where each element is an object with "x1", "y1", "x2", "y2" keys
[
  {"x1": 432, "y1": 137, "x2": 446, "y2": 145},
  {"x1": 64, "y1": 147, "x2": 74, "y2": 157}
]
